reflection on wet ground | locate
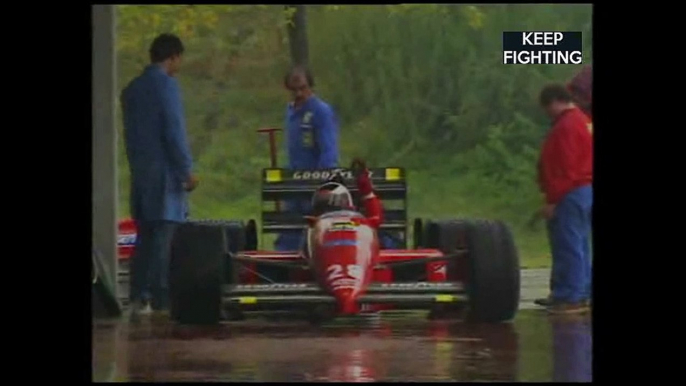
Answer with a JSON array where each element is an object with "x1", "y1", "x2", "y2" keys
[{"x1": 92, "y1": 310, "x2": 591, "y2": 382}]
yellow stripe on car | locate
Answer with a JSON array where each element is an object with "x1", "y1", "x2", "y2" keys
[
  {"x1": 265, "y1": 169, "x2": 282, "y2": 182},
  {"x1": 238, "y1": 297, "x2": 258, "y2": 304},
  {"x1": 385, "y1": 168, "x2": 401, "y2": 181},
  {"x1": 435, "y1": 294, "x2": 455, "y2": 302}
]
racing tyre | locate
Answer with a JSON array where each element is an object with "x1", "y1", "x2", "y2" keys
[
  {"x1": 170, "y1": 222, "x2": 229, "y2": 325},
  {"x1": 192, "y1": 219, "x2": 247, "y2": 255},
  {"x1": 465, "y1": 220, "x2": 519, "y2": 322},
  {"x1": 425, "y1": 219, "x2": 520, "y2": 322},
  {"x1": 190, "y1": 219, "x2": 248, "y2": 284},
  {"x1": 245, "y1": 219, "x2": 258, "y2": 251}
]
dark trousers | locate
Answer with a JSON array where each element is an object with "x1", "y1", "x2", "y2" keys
[
  {"x1": 129, "y1": 220, "x2": 179, "y2": 310},
  {"x1": 547, "y1": 185, "x2": 593, "y2": 303}
]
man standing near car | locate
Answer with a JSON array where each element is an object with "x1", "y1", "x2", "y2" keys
[
  {"x1": 535, "y1": 66, "x2": 593, "y2": 308},
  {"x1": 275, "y1": 65, "x2": 340, "y2": 251},
  {"x1": 121, "y1": 33, "x2": 198, "y2": 320},
  {"x1": 536, "y1": 84, "x2": 593, "y2": 315}
]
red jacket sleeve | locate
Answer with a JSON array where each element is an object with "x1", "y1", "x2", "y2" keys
[{"x1": 539, "y1": 110, "x2": 593, "y2": 204}]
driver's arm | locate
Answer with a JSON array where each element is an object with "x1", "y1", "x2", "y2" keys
[
  {"x1": 361, "y1": 193, "x2": 383, "y2": 229},
  {"x1": 356, "y1": 168, "x2": 384, "y2": 228}
]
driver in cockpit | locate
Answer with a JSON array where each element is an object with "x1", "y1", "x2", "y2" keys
[
  {"x1": 309, "y1": 158, "x2": 383, "y2": 228},
  {"x1": 299, "y1": 159, "x2": 384, "y2": 260}
]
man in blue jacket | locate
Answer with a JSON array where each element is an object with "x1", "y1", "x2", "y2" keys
[
  {"x1": 120, "y1": 33, "x2": 198, "y2": 319},
  {"x1": 275, "y1": 66, "x2": 339, "y2": 251}
]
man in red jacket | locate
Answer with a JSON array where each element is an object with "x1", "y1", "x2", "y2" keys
[{"x1": 536, "y1": 84, "x2": 593, "y2": 315}]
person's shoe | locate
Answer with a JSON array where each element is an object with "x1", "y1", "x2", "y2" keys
[
  {"x1": 139, "y1": 303, "x2": 153, "y2": 315},
  {"x1": 129, "y1": 300, "x2": 151, "y2": 322},
  {"x1": 547, "y1": 301, "x2": 590, "y2": 315},
  {"x1": 534, "y1": 295, "x2": 553, "y2": 307}
]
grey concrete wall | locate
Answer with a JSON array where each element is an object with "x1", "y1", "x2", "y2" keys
[{"x1": 92, "y1": 5, "x2": 118, "y2": 299}]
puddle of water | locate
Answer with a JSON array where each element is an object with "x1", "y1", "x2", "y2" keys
[{"x1": 92, "y1": 309, "x2": 591, "y2": 382}]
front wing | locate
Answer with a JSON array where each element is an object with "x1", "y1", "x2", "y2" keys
[{"x1": 223, "y1": 281, "x2": 467, "y2": 311}]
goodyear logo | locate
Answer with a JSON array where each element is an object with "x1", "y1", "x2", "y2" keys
[
  {"x1": 380, "y1": 282, "x2": 453, "y2": 288},
  {"x1": 293, "y1": 169, "x2": 355, "y2": 180},
  {"x1": 238, "y1": 283, "x2": 309, "y2": 290}
]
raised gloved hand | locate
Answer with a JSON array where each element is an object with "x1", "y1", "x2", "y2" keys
[{"x1": 351, "y1": 158, "x2": 374, "y2": 197}]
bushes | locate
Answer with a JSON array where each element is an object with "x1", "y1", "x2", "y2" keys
[{"x1": 116, "y1": 4, "x2": 592, "y2": 266}]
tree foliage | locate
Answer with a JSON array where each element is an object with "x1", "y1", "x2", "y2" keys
[{"x1": 115, "y1": 4, "x2": 592, "y2": 266}]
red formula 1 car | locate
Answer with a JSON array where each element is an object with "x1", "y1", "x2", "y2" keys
[{"x1": 158, "y1": 166, "x2": 520, "y2": 325}]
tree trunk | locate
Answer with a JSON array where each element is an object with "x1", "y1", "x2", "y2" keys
[{"x1": 286, "y1": 5, "x2": 309, "y2": 66}]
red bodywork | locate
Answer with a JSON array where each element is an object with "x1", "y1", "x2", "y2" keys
[
  {"x1": 117, "y1": 218, "x2": 137, "y2": 261},
  {"x1": 238, "y1": 207, "x2": 447, "y2": 315},
  {"x1": 239, "y1": 248, "x2": 447, "y2": 315},
  {"x1": 117, "y1": 216, "x2": 450, "y2": 316},
  {"x1": 116, "y1": 181, "x2": 453, "y2": 316}
]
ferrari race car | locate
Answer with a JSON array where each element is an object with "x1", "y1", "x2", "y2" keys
[{"x1": 118, "y1": 166, "x2": 520, "y2": 325}]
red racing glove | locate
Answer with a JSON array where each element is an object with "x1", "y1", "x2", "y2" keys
[{"x1": 351, "y1": 158, "x2": 374, "y2": 198}]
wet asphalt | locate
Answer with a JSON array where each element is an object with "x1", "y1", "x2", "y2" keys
[{"x1": 92, "y1": 269, "x2": 592, "y2": 382}]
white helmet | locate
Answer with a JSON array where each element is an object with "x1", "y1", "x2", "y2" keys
[{"x1": 311, "y1": 182, "x2": 354, "y2": 215}]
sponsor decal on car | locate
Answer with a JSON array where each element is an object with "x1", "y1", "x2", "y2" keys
[
  {"x1": 327, "y1": 264, "x2": 363, "y2": 289},
  {"x1": 330, "y1": 278, "x2": 357, "y2": 290},
  {"x1": 433, "y1": 264, "x2": 447, "y2": 275},
  {"x1": 323, "y1": 239, "x2": 358, "y2": 248},
  {"x1": 118, "y1": 234, "x2": 136, "y2": 246},
  {"x1": 236, "y1": 283, "x2": 310, "y2": 290},
  {"x1": 329, "y1": 221, "x2": 358, "y2": 231},
  {"x1": 292, "y1": 169, "x2": 374, "y2": 181},
  {"x1": 328, "y1": 264, "x2": 362, "y2": 281},
  {"x1": 379, "y1": 282, "x2": 454, "y2": 289}
]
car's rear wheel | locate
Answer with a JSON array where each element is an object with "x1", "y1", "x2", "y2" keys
[
  {"x1": 170, "y1": 221, "x2": 245, "y2": 325},
  {"x1": 424, "y1": 219, "x2": 520, "y2": 322},
  {"x1": 245, "y1": 219, "x2": 258, "y2": 251}
]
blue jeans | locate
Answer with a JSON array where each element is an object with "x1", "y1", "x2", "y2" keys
[
  {"x1": 547, "y1": 185, "x2": 593, "y2": 303},
  {"x1": 129, "y1": 220, "x2": 179, "y2": 310}
]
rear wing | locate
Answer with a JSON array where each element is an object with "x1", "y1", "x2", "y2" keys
[{"x1": 260, "y1": 167, "x2": 407, "y2": 235}]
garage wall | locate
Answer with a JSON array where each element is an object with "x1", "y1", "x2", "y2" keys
[{"x1": 92, "y1": 4, "x2": 119, "y2": 306}]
